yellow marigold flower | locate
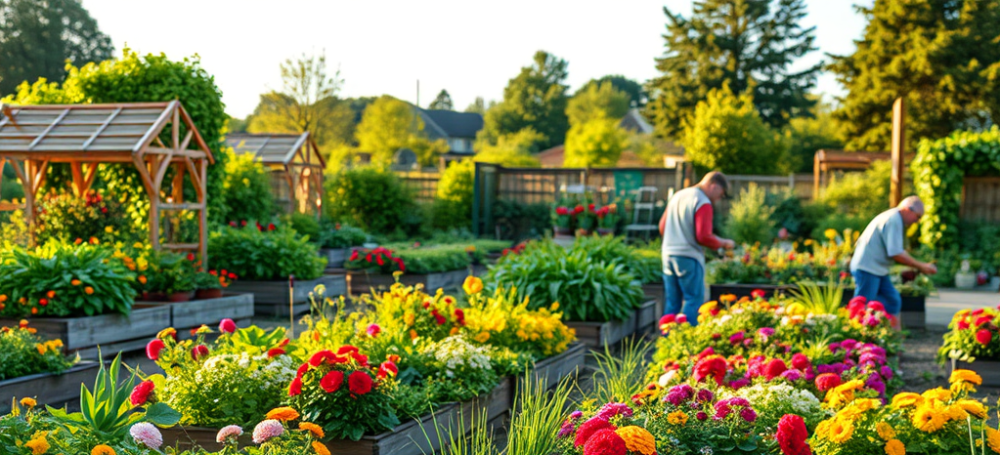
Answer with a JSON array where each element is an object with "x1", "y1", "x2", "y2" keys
[
  {"x1": 404, "y1": 313, "x2": 415, "y2": 326},
  {"x1": 474, "y1": 332, "x2": 491, "y2": 343},
  {"x1": 20, "y1": 397, "x2": 36, "y2": 409},
  {"x1": 157, "y1": 327, "x2": 177, "y2": 340},
  {"x1": 875, "y1": 422, "x2": 896, "y2": 441},
  {"x1": 921, "y1": 387, "x2": 950, "y2": 402},
  {"x1": 550, "y1": 302, "x2": 559, "y2": 311},
  {"x1": 884, "y1": 439, "x2": 905, "y2": 455},
  {"x1": 950, "y1": 369, "x2": 983, "y2": 386},
  {"x1": 409, "y1": 329, "x2": 418, "y2": 340},
  {"x1": 25, "y1": 435, "x2": 49, "y2": 454},
  {"x1": 312, "y1": 441, "x2": 332, "y2": 455},
  {"x1": 825, "y1": 229, "x2": 838, "y2": 240},
  {"x1": 891, "y1": 392, "x2": 924, "y2": 409},
  {"x1": 91, "y1": 444, "x2": 117, "y2": 455},
  {"x1": 666, "y1": 410, "x2": 689, "y2": 426},
  {"x1": 827, "y1": 419, "x2": 853, "y2": 443},
  {"x1": 266, "y1": 406, "x2": 300, "y2": 421},
  {"x1": 720, "y1": 294, "x2": 736, "y2": 303},
  {"x1": 987, "y1": 428, "x2": 1000, "y2": 454},
  {"x1": 36, "y1": 344, "x2": 46, "y2": 355},
  {"x1": 105, "y1": 226, "x2": 114, "y2": 233},
  {"x1": 911, "y1": 403, "x2": 948, "y2": 432},
  {"x1": 615, "y1": 426, "x2": 657, "y2": 455},
  {"x1": 957, "y1": 399, "x2": 988, "y2": 419},
  {"x1": 299, "y1": 422, "x2": 325, "y2": 439},
  {"x1": 699, "y1": 301, "x2": 718, "y2": 314},
  {"x1": 133, "y1": 242, "x2": 144, "y2": 249},
  {"x1": 944, "y1": 404, "x2": 968, "y2": 421},
  {"x1": 462, "y1": 276, "x2": 483, "y2": 295}
]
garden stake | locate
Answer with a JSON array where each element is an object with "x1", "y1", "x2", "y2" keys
[{"x1": 289, "y1": 275, "x2": 295, "y2": 338}]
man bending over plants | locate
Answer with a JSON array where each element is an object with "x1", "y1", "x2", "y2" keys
[
  {"x1": 659, "y1": 171, "x2": 736, "y2": 326},
  {"x1": 850, "y1": 195, "x2": 937, "y2": 328}
]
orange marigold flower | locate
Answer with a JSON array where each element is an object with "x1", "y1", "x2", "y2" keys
[
  {"x1": 71, "y1": 280, "x2": 81, "y2": 286},
  {"x1": 84, "y1": 287, "x2": 95, "y2": 295},
  {"x1": 91, "y1": 445, "x2": 117, "y2": 455},
  {"x1": 299, "y1": 422, "x2": 325, "y2": 438},
  {"x1": 312, "y1": 441, "x2": 331, "y2": 455},
  {"x1": 265, "y1": 406, "x2": 300, "y2": 421}
]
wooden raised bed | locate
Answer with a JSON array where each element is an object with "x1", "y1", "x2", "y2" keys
[
  {"x1": 134, "y1": 293, "x2": 254, "y2": 330},
  {"x1": 0, "y1": 306, "x2": 171, "y2": 358},
  {"x1": 321, "y1": 247, "x2": 361, "y2": 270},
  {"x1": 159, "y1": 379, "x2": 513, "y2": 455},
  {"x1": 565, "y1": 307, "x2": 641, "y2": 349},
  {"x1": 347, "y1": 268, "x2": 471, "y2": 295},
  {"x1": 228, "y1": 275, "x2": 347, "y2": 316},
  {"x1": 635, "y1": 300, "x2": 659, "y2": 336},
  {"x1": 517, "y1": 342, "x2": 587, "y2": 396},
  {"x1": 0, "y1": 361, "x2": 100, "y2": 405},
  {"x1": 953, "y1": 360, "x2": 1000, "y2": 387}
]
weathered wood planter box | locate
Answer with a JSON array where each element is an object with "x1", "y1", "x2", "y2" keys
[
  {"x1": 347, "y1": 268, "x2": 471, "y2": 295},
  {"x1": 0, "y1": 361, "x2": 100, "y2": 405},
  {"x1": 159, "y1": 379, "x2": 513, "y2": 455},
  {"x1": 134, "y1": 293, "x2": 254, "y2": 330},
  {"x1": 565, "y1": 307, "x2": 640, "y2": 349},
  {"x1": 0, "y1": 306, "x2": 171, "y2": 358},
  {"x1": 228, "y1": 275, "x2": 346, "y2": 316},
  {"x1": 635, "y1": 300, "x2": 659, "y2": 336},
  {"x1": 953, "y1": 359, "x2": 1000, "y2": 387},
  {"x1": 321, "y1": 247, "x2": 361, "y2": 270},
  {"x1": 517, "y1": 342, "x2": 587, "y2": 395}
]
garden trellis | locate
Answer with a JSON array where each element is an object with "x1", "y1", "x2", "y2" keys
[
  {"x1": 0, "y1": 101, "x2": 214, "y2": 261},
  {"x1": 225, "y1": 132, "x2": 324, "y2": 215}
]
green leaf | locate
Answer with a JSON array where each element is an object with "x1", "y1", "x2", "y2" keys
[{"x1": 144, "y1": 402, "x2": 182, "y2": 427}]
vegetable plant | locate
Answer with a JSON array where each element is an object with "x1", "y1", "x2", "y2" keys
[{"x1": 209, "y1": 225, "x2": 326, "y2": 280}]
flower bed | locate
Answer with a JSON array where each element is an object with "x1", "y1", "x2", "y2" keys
[
  {"x1": 134, "y1": 292, "x2": 254, "y2": 332},
  {"x1": 0, "y1": 305, "x2": 171, "y2": 357},
  {"x1": 227, "y1": 275, "x2": 346, "y2": 316},
  {"x1": 938, "y1": 307, "x2": 1000, "y2": 385},
  {"x1": 0, "y1": 320, "x2": 84, "y2": 405}
]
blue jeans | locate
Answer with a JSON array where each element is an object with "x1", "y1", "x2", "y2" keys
[
  {"x1": 852, "y1": 270, "x2": 902, "y2": 315},
  {"x1": 663, "y1": 256, "x2": 705, "y2": 326}
]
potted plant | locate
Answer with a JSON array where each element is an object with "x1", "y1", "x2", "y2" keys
[
  {"x1": 955, "y1": 259, "x2": 977, "y2": 289},
  {"x1": 147, "y1": 252, "x2": 197, "y2": 302},
  {"x1": 553, "y1": 206, "x2": 573, "y2": 236},
  {"x1": 596, "y1": 204, "x2": 619, "y2": 236},
  {"x1": 576, "y1": 203, "x2": 596, "y2": 236},
  {"x1": 194, "y1": 269, "x2": 236, "y2": 300}
]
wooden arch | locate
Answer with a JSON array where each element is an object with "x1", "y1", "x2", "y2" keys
[
  {"x1": 0, "y1": 101, "x2": 215, "y2": 262},
  {"x1": 225, "y1": 132, "x2": 324, "y2": 215}
]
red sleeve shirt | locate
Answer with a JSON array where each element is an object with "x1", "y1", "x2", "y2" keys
[{"x1": 694, "y1": 204, "x2": 723, "y2": 249}]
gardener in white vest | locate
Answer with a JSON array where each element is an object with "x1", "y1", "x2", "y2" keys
[
  {"x1": 659, "y1": 171, "x2": 735, "y2": 326},
  {"x1": 850, "y1": 196, "x2": 937, "y2": 326}
]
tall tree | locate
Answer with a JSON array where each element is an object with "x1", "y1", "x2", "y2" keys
[
  {"x1": 784, "y1": 96, "x2": 843, "y2": 172},
  {"x1": 578, "y1": 75, "x2": 647, "y2": 108},
  {"x1": 245, "y1": 52, "x2": 353, "y2": 154},
  {"x1": 464, "y1": 96, "x2": 488, "y2": 115},
  {"x1": 428, "y1": 89, "x2": 453, "y2": 110},
  {"x1": 564, "y1": 117, "x2": 628, "y2": 168},
  {"x1": 830, "y1": 0, "x2": 1000, "y2": 152},
  {"x1": 0, "y1": 0, "x2": 114, "y2": 95},
  {"x1": 354, "y1": 95, "x2": 447, "y2": 167},
  {"x1": 646, "y1": 0, "x2": 820, "y2": 138},
  {"x1": 477, "y1": 51, "x2": 570, "y2": 150},
  {"x1": 566, "y1": 81, "x2": 631, "y2": 125}
]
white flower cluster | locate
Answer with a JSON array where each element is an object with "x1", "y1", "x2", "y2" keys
[
  {"x1": 184, "y1": 352, "x2": 296, "y2": 393},
  {"x1": 425, "y1": 335, "x2": 492, "y2": 378},
  {"x1": 719, "y1": 382, "x2": 821, "y2": 416}
]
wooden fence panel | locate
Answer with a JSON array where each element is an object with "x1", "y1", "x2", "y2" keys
[
  {"x1": 962, "y1": 177, "x2": 1000, "y2": 222},
  {"x1": 398, "y1": 172, "x2": 440, "y2": 203}
]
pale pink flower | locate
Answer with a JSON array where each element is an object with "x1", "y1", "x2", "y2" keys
[
  {"x1": 216, "y1": 425, "x2": 244, "y2": 443},
  {"x1": 130, "y1": 422, "x2": 163, "y2": 450},
  {"x1": 252, "y1": 419, "x2": 285, "y2": 444}
]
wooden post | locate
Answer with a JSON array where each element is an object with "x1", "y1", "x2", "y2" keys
[
  {"x1": 813, "y1": 151, "x2": 821, "y2": 200},
  {"x1": 890, "y1": 97, "x2": 905, "y2": 207}
]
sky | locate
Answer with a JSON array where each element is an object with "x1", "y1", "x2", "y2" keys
[{"x1": 81, "y1": 0, "x2": 874, "y2": 119}]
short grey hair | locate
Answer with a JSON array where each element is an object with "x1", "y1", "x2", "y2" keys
[{"x1": 898, "y1": 196, "x2": 924, "y2": 214}]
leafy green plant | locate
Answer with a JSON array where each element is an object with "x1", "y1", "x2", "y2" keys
[
  {"x1": 486, "y1": 240, "x2": 644, "y2": 322},
  {"x1": 221, "y1": 148, "x2": 275, "y2": 223},
  {"x1": 209, "y1": 225, "x2": 326, "y2": 280},
  {"x1": 283, "y1": 212, "x2": 320, "y2": 243},
  {"x1": 724, "y1": 183, "x2": 776, "y2": 246},
  {"x1": 35, "y1": 190, "x2": 134, "y2": 245},
  {"x1": 145, "y1": 250, "x2": 196, "y2": 294},
  {"x1": 0, "y1": 241, "x2": 136, "y2": 317},
  {"x1": 433, "y1": 159, "x2": 475, "y2": 230},
  {"x1": 319, "y1": 222, "x2": 369, "y2": 249},
  {"x1": 0, "y1": 321, "x2": 75, "y2": 381},
  {"x1": 324, "y1": 166, "x2": 419, "y2": 236}
]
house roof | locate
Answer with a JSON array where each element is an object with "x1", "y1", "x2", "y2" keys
[
  {"x1": 619, "y1": 108, "x2": 655, "y2": 134},
  {"x1": 417, "y1": 108, "x2": 483, "y2": 140},
  {"x1": 0, "y1": 101, "x2": 213, "y2": 162},
  {"x1": 226, "y1": 132, "x2": 324, "y2": 167}
]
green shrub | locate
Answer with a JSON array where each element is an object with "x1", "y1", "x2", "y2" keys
[
  {"x1": 0, "y1": 163, "x2": 23, "y2": 201},
  {"x1": 346, "y1": 244, "x2": 471, "y2": 274},
  {"x1": 144, "y1": 251, "x2": 197, "y2": 294},
  {"x1": 0, "y1": 322, "x2": 75, "y2": 381},
  {"x1": 0, "y1": 242, "x2": 137, "y2": 317},
  {"x1": 319, "y1": 221, "x2": 369, "y2": 249},
  {"x1": 281, "y1": 212, "x2": 320, "y2": 243},
  {"x1": 324, "y1": 167, "x2": 419, "y2": 236},
  {"x1": 35, "y1": 190, "x2": 132, "y2": 245},
  {"x1": 432, "y1": 159, "x2": 475, "y2": 230},
  {"x1": 208, "y1": 226, "x2": 326, "y2": 280},
  {"x1": 724, "y1": 183, "x2": 776, "y2": 246},
  {"x1": 485, "y1": 241, "x2": 643, "y2": 322},
  {"x1": 768, "y1": 189, "x2": 817, "y2": 239},
  {"x1": 491, "y1": 200, "x2": 551, "y2": 241},
  {"x1": 222, "y1": 149, "x2": 275, "y2": 223}
]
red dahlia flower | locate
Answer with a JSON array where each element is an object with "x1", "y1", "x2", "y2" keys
[
  {"x1": 219, "y1": 318, "x2": 237, "y2": 333},
  {"x1": 288, "y1": 376, "x2": 302, "y2": 396},
  {"x1": 130, "y1": 380, "x2": 155, "y2": 406},
  {"x1": 348, "y1": 371, "x2": 373, "y2": 395},
  {"x1": 693, "y1": 355, "x2": 728, "y2": 385},
  {"x1": 582, "y1": 428, "x2": 627, "y2": 455},
  {"x1": 191, "y1": 344, "x2": 209, "y2": 360},
  {"x1": 146, "y1": 339, "x2": 165, "y2": 361},
  {"x1": 574, "y1": 418, "x2": 614, "y2": 448},
  {"x1": 977, "y1": 329, "x2": 992, "y2": 345},
  {"x1": 776, "y1": 414, "x2": 811, "y2": 455},
  {"x1": 321, "y1": 370, "x2": 344, "y2": 393}
]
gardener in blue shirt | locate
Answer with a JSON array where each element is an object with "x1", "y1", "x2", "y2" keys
[{"x1": 850, "y1": 196, "x2": 937, "y2": 327}]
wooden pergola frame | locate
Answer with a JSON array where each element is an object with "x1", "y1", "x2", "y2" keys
[
  {"x1": 226, "y1": 132, "x2": 325, "y2": 215},
  {"x1": 0, "y1": 101, "x2": 215, "y2": 261},
  {"x1": 812, "y1": 149, "x2": 914, "y2": 199}
]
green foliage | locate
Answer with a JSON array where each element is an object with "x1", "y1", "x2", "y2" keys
[
  {"x1": 789, "y1": 278, "x2": 845, "y2": 315},
  {"x1": 324, "y1": 166, "x2": 419, "y2": 236},
  {"x1": 144, "y1": 250, "x2": 196, "y2": 294},
  {"x1": 724, "y1": 183, "x2": 776, "y2": 246},
  {"x1": 473, "y1": 128, "x2": 544, "y2": 167},
  {"x1": 572, "y1": 234, "x2": 658, "y2": 283},
  {"x1": 767, "y1": 189, "x2": 815, "y2": 239},
  {"x1": 477, "y1": 51, "x2": 570, "y2": 150},
  {"x1": 485, "y1": 240, "x2": 644, "y2": 322},
  {"x1": 35, "y1": 190, "x2": 132, "y2": 245},
  {"x1": 563, "y1": 116, "x2": 628, "y2": 168},
  {"x1": 913, "y1": 126, "x2": 1000, "y2": 249},
  {"x1": 680, "y1": 86, "x2": 787, "y2": 175},
  {"x1": 428, "y1": 89, "x2": 453, "y2": 110},
  {"x1": 208, "y1": 225, "x2": 326, "y2": 280},
  {"x1": 0, "y1": 0, "x2": 113, "y2": 95},
  {"x1": 589, "y1": 339, "x2": 652, "y2": 406},
  {"x1": 566, "y1": 81, "x2": 630, "y2": 125},
  {"x1": 646, "y1": 0, "x2": 820, "y2": 138},
  {"x1": 0, "y1": 242, "x2": 136, "y2": 317},
  {"x1": 579, "y1": 75, "x2": 647, "y2": 108},
  {"x1": 433, "y1": 159, "x2": 475, "y2": 230},
  {"x1": 820, "y1": 160, "x2": 895, "y2": 221},
  {"x1": 354, "y1": 95, "x2": 448, "y2": 167},
  {"x1": 220, "y1": 149, "x2": 275, "y2": 223},
  {"x1": 319, "y1": 222, "x2": 368, "y2": 249},
  {"x1": 0, "y1": 321, "x2": 75, "y2": 381},
  {"x1": 1, "y1": 163, "x2": 23, "y2": 200},
  {"x1": 830, "y1": 0, "x2": 1000, "y2": 152},
  {"x1": 491, "y1": 200, "x2": 551, "y2": 241},
  {"x1": 783, "y1": 99, "x2": 844, "y2": 173},
  {"x1": 282, "y1": 212, "x2": 320, "y2": 243}
]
